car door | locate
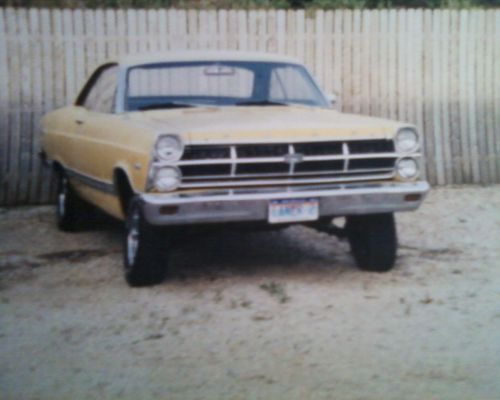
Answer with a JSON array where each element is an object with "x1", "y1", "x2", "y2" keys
[{"x1": 71, "y1": 64, "x2": 119, "y2": 183}]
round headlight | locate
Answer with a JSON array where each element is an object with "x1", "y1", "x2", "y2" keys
[
  {"x1": 155, "y1": 135, "x2": 183, "y2": 162},
  {"x1": 395, "y1": 128, "x2": 419, "y2": 153},
  {"x1": 396, "y1": 157, "x2": 419, "y2": 180},
  {"x1": 154, "y1": 167, "x2": 181, "y2": 191}
]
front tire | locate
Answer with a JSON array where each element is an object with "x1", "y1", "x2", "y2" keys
[
  {"x1": 124, "y1": 197, "x2": 168, "y2": 287},
  {"x1": 346, "y1": 213, "x2": 397, "y2": 272}
]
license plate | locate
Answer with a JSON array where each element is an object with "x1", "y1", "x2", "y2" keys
[{"x1": 268, "y1": 198, "x2": 319, "y2": 224}]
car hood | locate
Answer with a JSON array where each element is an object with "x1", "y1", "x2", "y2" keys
[{"x1": 128, "y1": 105, "x2": 407, "y2": 143}]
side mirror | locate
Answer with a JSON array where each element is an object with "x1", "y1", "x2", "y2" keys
[{"x1": 326, "y1": 93, "x2": 338, "y2": 106}]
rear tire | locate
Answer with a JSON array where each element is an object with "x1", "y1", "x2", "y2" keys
[
  {"x1": 123, "y1": 197, "x2": 168, "y2": 287},
  {"x1": 346, "y1": 213, "x2": 397, "y2": 272},
  {"x1": 56, "y1": 170, "x2": 83, "y2": 231}
]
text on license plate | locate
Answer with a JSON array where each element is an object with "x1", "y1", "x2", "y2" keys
[{"x1": 268, "y1": 198, "x2": 319, "y2": 224}]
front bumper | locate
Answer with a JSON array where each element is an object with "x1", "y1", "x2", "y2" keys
[{"x1": 140, "y1": 181, "x2": 430, "y2": 226}]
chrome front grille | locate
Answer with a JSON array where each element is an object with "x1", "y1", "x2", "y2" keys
[{"x1": 178, "y1": 139, "x2": 396, "y2": 188}]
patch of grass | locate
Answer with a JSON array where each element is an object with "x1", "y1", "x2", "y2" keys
[{"x1": 260, "y1": 281, "x2": 290, "y2": 303}]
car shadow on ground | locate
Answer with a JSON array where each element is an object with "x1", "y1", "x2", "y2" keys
[
  {"x1": 163, "y1": 226, "x2": 351, "y2": 283},
  {"x1": 9, "y1": 208, "x2": 355, "y2": 285}
]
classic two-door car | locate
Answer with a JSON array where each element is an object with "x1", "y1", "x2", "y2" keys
[{"x1": 41, "y1": 51, "x2": 429, "y2": 286}]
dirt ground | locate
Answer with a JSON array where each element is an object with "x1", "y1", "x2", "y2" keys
[{"x1": 0, "y1": 186, "x2": 499, "y2": 400}]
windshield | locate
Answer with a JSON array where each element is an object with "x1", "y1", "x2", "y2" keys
[{"x1": 125, "y1": 61, "x2": 328, "y2": 111}]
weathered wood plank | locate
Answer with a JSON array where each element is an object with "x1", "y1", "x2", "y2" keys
[
  {"x1": 351, "y1": 9, "x2": 361, "y2": 115},
  {"x1": 458, "y1": 10, "x2": 471, "y2": 182},
  {"x1": 422, "y1": 9, "x2": 436, "y2": 184},
  {"x1": 493, "y1": 10, "x2": 500, "y2": 180},
  {"x1": 448, "y1": 10, "x2": 462, "y2": 184},
  {"x1": 39, "y1": 8, "x2": 55, "y2": 202},
  {"x1": 431, "y1": 10, "x2": 445, "y2": 185},
  {"x1": 62, "y1": 9, "x2": 75, "y2": 103},
  {"x1": 467, "y1": 11, "x2": 480, "y2": 183},
  {"x1": 412, "y1": 10, "x2": 425, "y2": 181},
  {"x1": 342, "y1": 10, "x2": 352, "y2": 113},
  {"x1": 5, "y1": 8, "x2": 21, "y2": 204},
  {"x1": 28, "y1": 8, "x2": 43, "y2": 203},
  {"x1": 484, "y1": 10, "x2": 497, "y2": 183},
  {"x1": 333, "y1": 10, "x2": 342, "y2": 110},
  {"x1": 474, "y1": 10, "x2": 488, "y2": 184},
  {"x1": 314, "y1": 10, "x2": 324, "y2": 87},
  {"x1": 0, "y1": 9, "x2": 9, "y2": 204}
]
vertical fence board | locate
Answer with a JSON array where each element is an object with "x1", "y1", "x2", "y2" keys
[
  {"x1": 39, "y1": 8, "x2": 54, "y2": 201},
  {"x1": 0, "y1": 8, "x2": 499, "y2": 206},
  {"x1": 484, "y1": 11, "x2": 497, "y2": 182},
  {"x1": 458, "y1": 10, "x2": 471, "y2": 181},
  {"x1": 474, "y1": 10, "x2": 488, "y2": 184},
  {"x1": 28, "y1": 9, "x2": 42, "y2": 203},
  {"x1": 494, "y1": 11, "x2": 500, "y2": 179},
  {"x1": 323, "y1": 11, "x2": 333, "y2": 96},
  {"x1": 467, "y1": 11, "x2": 480, "y2": 183},
  {"x1": 431, "y1": 10, "x2": 445, "y2": 185},
  {"x1": 378, "y1": 10, "x2": 388, "y2": 118},
  {"x1": 387, "y1": 9, "x2": 397, "y2": 121},
  {"x1": 276, "y1": 10, "x2": 286, "y2": 55},
  {"x1": 342, "y1": 10, "x2": 352, "y2": 113},
  {"x1": 0, "y1": 9, "x2": 9, "y2": 204},
  {"x1": 332, "y1": 10, "x2": 342, "y2": 105},
  {"x1": 16, "y1": 9, "x2": 32, "y2": 203},
  {"x1": 6, "y1": 8, "x2": 21, "y2": 204},
  {"x1": 237, "y1": 10, "x2": 247, "y2": 51},
  {"x1": 413, "y1": 10, "x2": 425, "y2": 180},
  {"x1": 422, "y1": 9, "x2": 436, "y2": 184},
  {"x1": 366, "y1": 11, "x2": 376, "y2": 115},
  {"x1": 314, "y1": 10, "x2": 323, "y2": 86},
  {"x1": 351, "y1": 10, "x2": 361, "y2": 115}
]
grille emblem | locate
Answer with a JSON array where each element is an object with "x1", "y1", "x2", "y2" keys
[{"x1": 284, "y1": 153, "x2": 304, "y2": 164}]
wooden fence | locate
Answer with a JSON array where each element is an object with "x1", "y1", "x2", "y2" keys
[{"x1": 0, "y1": 8, "x2": 499, "y2": 206}]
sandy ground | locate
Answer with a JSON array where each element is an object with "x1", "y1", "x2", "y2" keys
[{"x1": 0, "y1": 186, "x2": 499, "y2": 400}]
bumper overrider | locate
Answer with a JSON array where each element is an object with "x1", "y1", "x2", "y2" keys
[{"x1": 139, "y1": 181, "x2": 430, "y2": 226}]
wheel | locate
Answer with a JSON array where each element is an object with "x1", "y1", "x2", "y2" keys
[
  {"x1": 346, "y1": 213, "x2": 397, "y2": 272},
  {"x1": 124, "y1": 197, "x2": 168, "y2": 287},
  {"x1": 56, "y1": 170, "x2": 82, "y2": 231}
]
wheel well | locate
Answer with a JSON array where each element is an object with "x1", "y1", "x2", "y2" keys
[
  {"x1": 114, "y1": 169, "x2": 134, "y2": 216},
  {"x1": 52, "y1": 161, "x2": 63, "y2": 173}
]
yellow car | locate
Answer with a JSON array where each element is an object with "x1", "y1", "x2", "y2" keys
[{"x1": 41, "y1": 51, "x2": 429, "y2": 286}]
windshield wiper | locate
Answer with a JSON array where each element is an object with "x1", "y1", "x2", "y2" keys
[
  {"x1": 235, "y1": 100, "x2": 289, "y2": 107},
  {"x1": 138, "y1": 102, "x2": 196, "y2": 111}
]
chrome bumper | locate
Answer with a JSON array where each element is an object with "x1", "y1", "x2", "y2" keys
[{"x1": 140, "y1": 181, "x2": 430, "y2": 226}]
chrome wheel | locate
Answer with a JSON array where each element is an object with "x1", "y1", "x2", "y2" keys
[
  {"x1": 127, "y1": 208, "x2": 140, "y2": 266},
  {"x1": 57, "y1": 176, "x2": 67, "y2": 218}
]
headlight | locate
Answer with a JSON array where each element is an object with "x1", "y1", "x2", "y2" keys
[
  {"x1": 153, "y1": 167, "x2": 181, "y2": 191},
  {"x1": 396, "y1": 157, "x2": 419, "y2": 180},
  {"x1": 395, "y1": 128, "x2": 419, "y2": 153},
  {"x1": 155, "y1": 134, "x2": 183, "y2": 162}
]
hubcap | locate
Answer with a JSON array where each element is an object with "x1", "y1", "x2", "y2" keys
[
  {"x1": 127, "y1": 208, "x2": 140, "y2": 265},
  {"x1": 58, "y1": 177, "x2": 67, "y2": 217}
]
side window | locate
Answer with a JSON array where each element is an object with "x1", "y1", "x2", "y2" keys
[
  {"x1": 269, "y1": 66, "x2": 317, "y2": 103},
  {"x1": 83, "y1": 66, "x2": 118, "y2": 113}
]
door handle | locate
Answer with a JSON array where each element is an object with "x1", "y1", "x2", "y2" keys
[{"x1": 75, "y1": 119, "x2": 84, "y2": 125}]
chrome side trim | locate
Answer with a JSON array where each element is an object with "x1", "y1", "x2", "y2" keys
[{"x1": 65, "y1": 167, "x2": 115, "y2": 194}]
